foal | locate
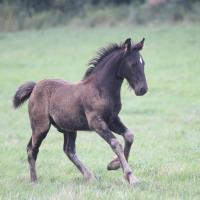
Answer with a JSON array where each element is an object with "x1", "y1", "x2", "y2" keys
[{"x1": 13, "y1": 38, "x2": 148, "y2": 185}]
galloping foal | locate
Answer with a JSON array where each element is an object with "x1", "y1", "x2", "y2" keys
[{"x1": 13, "y1": 38, "x2": 148, "y2": 185}]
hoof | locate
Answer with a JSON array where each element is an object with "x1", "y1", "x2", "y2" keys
[
  {"x1": 85, "y1": 173, "x2": 96, "y2": 182},
  {"x1": 125, "y1": 172, "x2": 139, "y2": 186},
  {"x1": 107, "y1": 158, "x2": 120, "y2": 170},
  {"x1": 30, "y1": 179, "x2": 38, "y2": 185}
]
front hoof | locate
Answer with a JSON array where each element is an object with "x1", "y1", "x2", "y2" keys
[
  {"x1": 107, "y1": 158, "x2": 120, "y2": 170},
  {"x1": 85, "y1": 173, "x2": 96, "y2": 182},
  {"x1": 125, "y1": 172, "x2": 139, "y2": 186}
]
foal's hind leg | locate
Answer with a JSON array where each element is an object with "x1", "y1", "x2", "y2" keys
[
  {"x1": 107, "y1": 117, "x2": 134, "y2": 170},
  {"x1": 27, "y1": 123, "x2": 50, "y2": 182},
  {"x1": 63, "y1": 132, "x2": 94, "y2": 181}
]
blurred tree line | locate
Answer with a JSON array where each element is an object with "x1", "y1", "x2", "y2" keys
[
  {"x1": 0, "y1": 0, "x2": 197, "y2": 14},
  {"x1": 0, "y1": 0, "x2": 144, "y2": 14},
  {"x1": 0, "y1": 0, "x2": 199, "y2": 31}
]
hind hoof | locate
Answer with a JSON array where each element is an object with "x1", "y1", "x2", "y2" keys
[{"x1": 107, "y1": 158, "x2": 120, "y2": 170}]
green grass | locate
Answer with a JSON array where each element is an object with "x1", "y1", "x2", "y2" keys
[{"x1": 0, "y1": 24, "x2": 200, "y2": 200}]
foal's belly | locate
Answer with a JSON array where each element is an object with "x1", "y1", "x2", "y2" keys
[
  {"x1": 50, "y1": 107, "x2": 90, "y2": 132},
  {"x1": 51, "y1": 114, "x2": 89, "y2": 132}
]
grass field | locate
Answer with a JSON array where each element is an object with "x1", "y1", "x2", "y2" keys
[{"x1": 0, "y1": 24, "x2": 200, "y2": 200}]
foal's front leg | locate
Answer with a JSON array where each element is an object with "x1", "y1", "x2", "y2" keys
[
  {"x1": 107, "y1": 117, "x2": 134, "y2": 170},
  {"x1": 63, "y1": 132, "x2": 94, "y2": 181},
  {"x1": 90, "y1": 116, "x2": 138, "y2": 185}
]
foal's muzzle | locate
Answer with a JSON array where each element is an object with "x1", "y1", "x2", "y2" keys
[{"x1": 135, "y1": 86, "x2": 148, "y2": 96}]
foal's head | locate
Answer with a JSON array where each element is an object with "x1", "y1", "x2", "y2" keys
[{"x1": 119, "y1": 38, "x2": 148, "y2": 96}]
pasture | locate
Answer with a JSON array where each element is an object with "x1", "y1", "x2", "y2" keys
[{"x1": 0, "y1": 24, "x2": 199, "y2": 199}]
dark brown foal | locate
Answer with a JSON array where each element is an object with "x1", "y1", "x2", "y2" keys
[{"x1": 13, "y1": 38, "x2": 148, "y2": 185}]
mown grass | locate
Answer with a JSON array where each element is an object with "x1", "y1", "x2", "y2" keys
[{"x1": 0, "y1": 24, "x2": 200, "y2": 199}]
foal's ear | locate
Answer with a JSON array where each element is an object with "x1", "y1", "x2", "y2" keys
[
  {"x1": 124, "y1": 38, "x2": 131, "y2": 53},
  {"x1": 134, "y1": 38, "x2": 145, "y2": 51}
]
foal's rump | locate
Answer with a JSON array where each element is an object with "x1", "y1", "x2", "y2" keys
[
  {"x1": 27, "y1": 79, "x2": 68, "y2": 132},
  {"x1": 13, "y1": 79, "x2": 67, "y2": 109}
]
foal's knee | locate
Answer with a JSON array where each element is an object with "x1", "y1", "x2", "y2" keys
[
  {"x1": 110, "y1": 138, "x2": 123, "y2": 153},
  {"x1": 67, "y1": 152, "x2": 76, "y2": 160},
  {"x1": 124, "y1": 129, "x2": 134, "y2": 144}
]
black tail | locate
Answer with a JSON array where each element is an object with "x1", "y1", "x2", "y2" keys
[{"x1": 13, "y1": 81, "x2": 36, "y2": 109}]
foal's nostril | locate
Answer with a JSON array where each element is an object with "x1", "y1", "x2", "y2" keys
[{"x1": 139, "y1": 87, "x2": 147, "y2": 95}]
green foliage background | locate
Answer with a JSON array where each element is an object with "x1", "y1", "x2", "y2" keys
[{"x1": 0, "y1": 0, "x2": 200, "y2": 32}]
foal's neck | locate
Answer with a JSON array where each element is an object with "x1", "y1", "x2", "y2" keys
[{"x1": 95, "y1": 51, "x2": 124, "y2": 99}]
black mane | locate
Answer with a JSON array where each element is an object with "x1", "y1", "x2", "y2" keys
[{"x1": 83, "y1": 43, "x2": 123, "y2": 79}]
